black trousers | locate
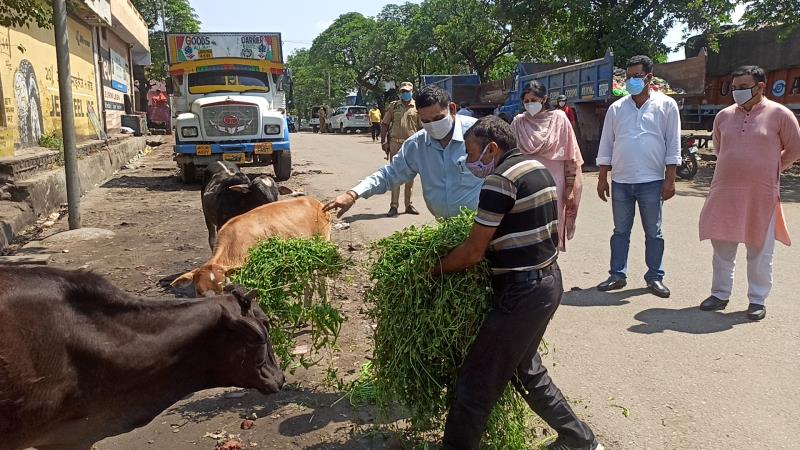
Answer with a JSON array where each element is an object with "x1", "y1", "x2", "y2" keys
[
  {"x1": 443, "y1": 264, "x2": 595, "y2": 449},
  {"x1": 371, "y1": 123, "x2": 381, "y2": 140}
]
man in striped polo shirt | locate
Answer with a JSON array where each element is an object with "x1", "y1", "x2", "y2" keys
[{"x1": 433, "y1": 116, "x2": 601, "y2": 450}]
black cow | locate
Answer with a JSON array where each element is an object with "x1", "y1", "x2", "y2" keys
[
  {"x1": 0, "y1": 267, "x2": 284, "y2": 450},
  {"x1": 201, "y1": 161, "x2": 292, "y2": 249}
]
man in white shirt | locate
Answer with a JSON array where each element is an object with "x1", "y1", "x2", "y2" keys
[{"x1": 595, "y1": 55, "x2": 681, "y2": 298}]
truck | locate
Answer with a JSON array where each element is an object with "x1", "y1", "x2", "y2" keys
[{"x1": 165, "y1": 32, "x2": 292, "y2": 183}]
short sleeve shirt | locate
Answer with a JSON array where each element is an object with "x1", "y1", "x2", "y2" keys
[
  {"x1": 475, "y1": 151, "x2": 559, "y2": 274},
  {"x1": 382, "y1": 100, "x2": 420, "y2": 140}
]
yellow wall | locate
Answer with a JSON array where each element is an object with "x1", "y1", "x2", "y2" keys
[{"x1": 0, "y1": 17, "x2": 100, "y2": 157}]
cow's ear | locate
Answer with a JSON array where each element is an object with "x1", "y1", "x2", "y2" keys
[
  {"x1": 278, "y1": 186, "x2": 293, "y2": 195},
  {"x1": 228, "y1": 184, "x2": 251, "y2": 193},
  {"x1": 224, "y1": 284, "x2": 257, "y2": 312},
  {"x1": 171, "y1": 270, "x2": 197, "y2": 288},
  {"x1": 222, "y1": 309, "x2": 267, "y2": 344}
]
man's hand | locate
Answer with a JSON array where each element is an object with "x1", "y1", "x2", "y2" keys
[
  {"x1": 323, "y1": 191, "x2": 358, "y2": 218},
  {"x1": 661, "y1": 179, "x2": 676, "y2": 201},
  {"x1": 565, "y1": 191, "x2": 578, "y2": 215},
  {"x1": 597, "y1": 178, "x2": 610, "y2": 202}
]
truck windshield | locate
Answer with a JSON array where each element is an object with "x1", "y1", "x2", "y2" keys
[{"x1": 188, "y1": 70, "x2": 271, "y2": 94}]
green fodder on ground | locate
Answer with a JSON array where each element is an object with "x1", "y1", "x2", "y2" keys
[{"x1": 231, "y1": 236, "x2": 348, "y2": 372}]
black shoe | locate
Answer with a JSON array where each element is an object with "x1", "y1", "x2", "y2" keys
[
  {"x1": 405, "y1": 205, "x2": 420, "y2": 215},
  {"x1": 597, "y1": 275, "x2": 626, "y2": 292},
  {"x1": 647, "y1": 280, "x2": 671, "y2": 298},
  {"x1": 747, "y1": 303, "x2": 766, "y2": 321},
  {"x1": 387, "y1": 207, "x2": 398, "y2": 217},
  {"x1": 548, "y1": 437, "x2": 604, "y2": 450},
  {"x1": 699, "y1": 295, "x2": 728, "y2": 311}
]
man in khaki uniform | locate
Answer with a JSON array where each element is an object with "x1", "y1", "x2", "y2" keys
[{"x1": 380, "y1": 82, "x2": 421, "y2": 216}]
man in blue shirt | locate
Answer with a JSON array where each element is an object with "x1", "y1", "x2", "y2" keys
[{"x1": 323, "y1": 85, "x2": 482, "y2": 219}]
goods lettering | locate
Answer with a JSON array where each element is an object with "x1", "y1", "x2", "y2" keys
[{"x1": 184, "y1": 36, "x2": 211, "y2": 46}]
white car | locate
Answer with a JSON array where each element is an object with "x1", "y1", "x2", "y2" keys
[{"x1": 328, "y1": 106, "x2": 370, "y2": 133}]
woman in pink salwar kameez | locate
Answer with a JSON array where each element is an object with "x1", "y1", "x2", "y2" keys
[
  {"x1": 698, "y1": 66, "x2": 800, "y2": 321},
  {"x1": 512, "y1": 82, "x2": 584, "y2": 251}
]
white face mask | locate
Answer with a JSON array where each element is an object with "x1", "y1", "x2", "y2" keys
[
  {"x1": 525, "y1": 102, "x2": 543, "y2": 116},
  {"x1": 423, "y1": 113, "x2": 454, "y2": 140},
  {"x1": 732, "y1": 86, "x2": 756, "y2": 106}
]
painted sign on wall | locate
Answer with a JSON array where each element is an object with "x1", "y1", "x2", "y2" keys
[
  {"x1": 103, "y1": 86, "x2": 124, "y2": 111},
  {"x1": 166, "y1": 33, "x2": 283, "y2": 64},
  {"x1": 0, "y1": 17, "x2": 99, "y2": 157},
  {"x1": 110, "y1": 48, "x2": 128, "y2": 93}
]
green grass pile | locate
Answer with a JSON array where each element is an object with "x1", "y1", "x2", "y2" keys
[
  {"x1": 231, "y1": 236, "x2": 348, "y2": 372},
  {"x1": 365, "y1": 210, "x2": 534, "y2": 448}
]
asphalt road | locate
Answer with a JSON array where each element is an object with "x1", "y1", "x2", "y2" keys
[{"x1": 25, "y1": 131, "x2": 798, "y2": 449}]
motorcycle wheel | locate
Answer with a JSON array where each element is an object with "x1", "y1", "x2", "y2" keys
[{"x1": 677, "y1": 157, "x2": 699, "y2": 180}]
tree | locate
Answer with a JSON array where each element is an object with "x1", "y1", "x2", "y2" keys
[
  {"x1": 286, "y1": 48, "x2": 350, "y2": 117},
  {"x1": 130, "y1": 0, "x2": 200, "y2": 111},
  {"x1": 0, "y1": 0, "x2": 51, "y2": 28},
  {"x1": 741, "y1": 0, "x2": 800, "y2": 36},
  {"x1": 492, "y1": 0, "x2": 737, "y2": 63}
]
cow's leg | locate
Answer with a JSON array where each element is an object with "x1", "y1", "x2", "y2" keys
[{"x1": 207, "y1": 223, "x2": 217, "y2": 250}]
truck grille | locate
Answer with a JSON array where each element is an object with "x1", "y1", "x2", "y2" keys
[{"x1": 202, "y1": 104, "x2": 260, "y2": 138}]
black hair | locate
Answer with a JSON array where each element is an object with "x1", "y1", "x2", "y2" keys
[
  {"x1": 731, "y1": 65, "x2": 766, "y2": 83},
  {"x1": 626, "y1": 55, "x2": 653, "y2": 74},
  {"x1": 464, "y1": 116, "x2": 517, "y2": 153},
  {"x1": 415, "y1": 85, "x2": 451, "y2": 109},
  {"x1": 520, "y1": 80, "x2": 553, "y2": 109}
]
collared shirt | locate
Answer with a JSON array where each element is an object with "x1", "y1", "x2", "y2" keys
[
  {"x1": 352, "y1": 115, "x2": 482, "y2": 218},
  {"x1": 369, "y1": 108, "x2": 382, "y2": 123},
  {"x1": 382, "y1": 100, "x2": 420, "y2": 141},
  {"x1": 596, "y1": 91, "x2": 681, "y2": 184},
  {"x1": 476, "y1": 151, "x2": 559, "y2": 274}
]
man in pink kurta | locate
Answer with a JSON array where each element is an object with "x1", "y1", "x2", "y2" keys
[{"x1": 698, "y1": 65, "x2": 800, "y2": 321}]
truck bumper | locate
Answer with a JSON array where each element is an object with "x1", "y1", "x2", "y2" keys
[{"x1": 174, "y1": 140, "x2": 290, "y2": 154}]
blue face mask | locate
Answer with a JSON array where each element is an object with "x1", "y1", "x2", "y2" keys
[
  {"x1": 626, "y1": 77, "x2": 646, "y2": 96},
  {"x1": 400, "y1": 91, "x2": 413, "y2": 102}
]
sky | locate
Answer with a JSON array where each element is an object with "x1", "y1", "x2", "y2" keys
[{"x1": 191, "y1": 0, "x2": 746, "y2": 63}]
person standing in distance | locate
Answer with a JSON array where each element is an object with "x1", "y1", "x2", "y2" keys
[
  {"x1": 368, "y1": 103, "x2": 382, "y2": 142},
  {"x1": 380, "y1": 82, "x2": 421, "y2": 216}
]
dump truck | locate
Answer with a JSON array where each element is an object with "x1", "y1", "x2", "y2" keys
[{"x1": 165, "y1": 32, "x2": 292, "y2": 183}]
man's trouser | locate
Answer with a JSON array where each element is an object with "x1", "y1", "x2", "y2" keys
[
  {"x1": 371, "y1": 123, "x2": 381, "y2": 140},
  {"x1": 389, "y1": 139, "x2": 413, "y2": 209},
  {"x1": 442, "y1": 264, "x2": 595, "y2": 449},
  {"x1": 710, "y1": 212, "x2": 776, "y2": 306},
  {"x1": 610, "y1": 180, "x2": 665, "y2": 281}
]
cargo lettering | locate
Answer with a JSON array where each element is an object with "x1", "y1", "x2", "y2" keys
[{"x1": 184, "y1": 36, "x2": 211, "y2": 46}]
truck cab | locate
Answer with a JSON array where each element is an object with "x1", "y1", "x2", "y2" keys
[{"x1": 166, "y1": 33, "x2": 292, "y2": 183}]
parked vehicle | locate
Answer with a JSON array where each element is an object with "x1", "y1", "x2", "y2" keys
[
  {"x1": 328, "y1": 106, "x2": 370, "y2": 133},
  {"x1": 678, "y1": 135, "x2": 700, "y2": 180},
  {"x1": 166, "y1": 32, "x2": 292, "y2": 183}
]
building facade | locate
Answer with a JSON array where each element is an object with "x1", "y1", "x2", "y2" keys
[{"x1": 0, "y1": 0, "x2": 149, "y2": 158}]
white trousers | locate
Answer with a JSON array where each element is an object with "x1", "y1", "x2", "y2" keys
[{"x1": 710, "y1": 213, "x2": 776, "y2": 306}]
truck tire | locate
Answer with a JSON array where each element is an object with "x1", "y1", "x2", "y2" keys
[
  {"x1": 180, "y1": 162, "x2": 197, "y2": 184},
  {"x1": 273, "y1": 151, "x2": 292, "y2": 181}
]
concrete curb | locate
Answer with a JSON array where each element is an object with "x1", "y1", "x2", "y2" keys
[{"x1": 1, "y1": 136, "x2": 147, "y2": 250}]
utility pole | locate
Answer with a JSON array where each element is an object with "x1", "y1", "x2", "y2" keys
[
  {"x1": 327, "y1": 71, "x2": 331, "y2": 99},
  {"x1": 52, "y1": 0, "x2": 81, "y2": 229}
]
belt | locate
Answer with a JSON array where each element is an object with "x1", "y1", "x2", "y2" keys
[{"x1": 491, "y1": 262, "x2": 558, "y2": 284}]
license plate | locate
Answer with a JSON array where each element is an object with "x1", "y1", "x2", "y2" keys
[
  {"x1": 196, "y1": 144, "x2": 212, "y2": 156},
  {"x1": 222, "y1": 152, "x2": 245, "y2": 163},
  {"x1": 254, "y1": 142, "x2": 273, "y2": 154}
]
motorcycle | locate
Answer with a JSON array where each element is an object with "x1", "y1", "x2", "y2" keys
[{"x1": 677, "y1": 135, "x2": 700, "y2": 180}]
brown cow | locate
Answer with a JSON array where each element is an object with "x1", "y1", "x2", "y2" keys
[
  {"x1": 172, "y1": 196, "x2": 332, "y2": 297},
  {"x1": 0, "y1": 267, "x2": 284, "y2": 450}
]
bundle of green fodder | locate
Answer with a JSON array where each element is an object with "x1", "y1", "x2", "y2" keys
[
  {"x1": 366, "y1": 211, "x2": 533, "y2": 448},
  {"x1": 231, "y1": 236, "x2": 348, "y2": 372}
]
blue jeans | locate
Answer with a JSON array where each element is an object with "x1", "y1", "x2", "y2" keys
[{"x1": 610, "y1": 180, "x2": 665, "y2": 282}]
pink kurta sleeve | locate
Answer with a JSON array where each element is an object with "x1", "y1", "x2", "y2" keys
[{"x1": 779, "y1": 110, "x2": 800, "y2": 171}]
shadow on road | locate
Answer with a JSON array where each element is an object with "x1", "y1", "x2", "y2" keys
[
  {"x1": 562, "y1": 287, "x2": 650, "y2": 307},
  {"x1": 102, "y1": 175, "x2": 201, "y2": 192},
  {"x1": 346, "y1": 213, "x2": 394, "y2": 223},
  {"x1": 675, "y1": 165, "x2": 800, "y2": 203},
  {"x1": 627, "y1": 306, "x2": 752, "y2": 334}
]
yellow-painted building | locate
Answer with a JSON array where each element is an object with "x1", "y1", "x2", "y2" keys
[
  {"x1": 0, "y1": 17, "x2": 100, "y2": 157},
  {"x1": 0, "y1": 0, "x2": 149, "y2": 158}
]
